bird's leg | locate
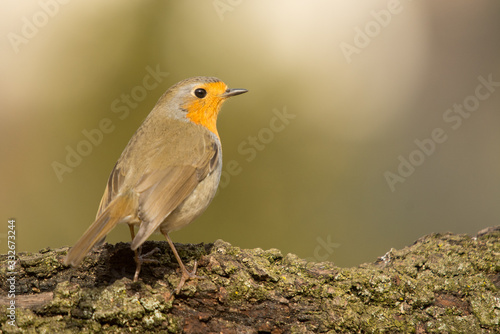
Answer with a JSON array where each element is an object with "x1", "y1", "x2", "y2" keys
[
  {"x1": 162, "y1": 231, "x2": 204, "y2": 293},
  {"x1": 130, "y1": 224, "x2": 142, "y2": 282},
  {"x1": 129, "y1": 224, "x2": 159, "y2": 282}
]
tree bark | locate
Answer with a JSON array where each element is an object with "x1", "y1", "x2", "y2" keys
[{"x1": 1, "y1": 226, "x2": 499, "y2": 333}]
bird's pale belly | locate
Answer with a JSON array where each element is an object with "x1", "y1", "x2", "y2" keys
[{"x1": 159, "y1": 162, "x2": 222, "y2": 234}]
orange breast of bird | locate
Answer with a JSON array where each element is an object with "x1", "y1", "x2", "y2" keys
[{"x1": 184, "y1": 81, "x2": 228, "y2": 138}]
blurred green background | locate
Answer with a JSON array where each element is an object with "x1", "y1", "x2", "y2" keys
[{"x1": 1, "y1": 1, "x2": 499, "y2": 267}]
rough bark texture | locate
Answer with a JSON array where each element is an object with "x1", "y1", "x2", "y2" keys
[{"x1": 1, "y1": 226, "x2": 499, "y2": 333}]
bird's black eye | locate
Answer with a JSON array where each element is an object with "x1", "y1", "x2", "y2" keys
[{"x1": 194, "y1": 88, "x2": 207, "y2": 98}]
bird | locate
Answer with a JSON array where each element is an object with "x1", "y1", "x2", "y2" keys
[{"x1": 64, "y1": 76, "x2": 247, "y2": 293}]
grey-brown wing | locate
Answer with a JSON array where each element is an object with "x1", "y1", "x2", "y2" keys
[
  {"x1": 130, "y1": 142, "x2": 219, "y2": 250},
  {"x1": 96, "y1": 162, "x2": 125, "y2": 218}
]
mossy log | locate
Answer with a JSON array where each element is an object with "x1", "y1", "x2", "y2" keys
[{"x1": 1, "y1": 227, "x2": 499, "y2": 333}]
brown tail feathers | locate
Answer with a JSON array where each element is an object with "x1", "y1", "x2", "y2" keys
[{"x1": 64, "y1": 194, "x2": 137, "y2": 267}]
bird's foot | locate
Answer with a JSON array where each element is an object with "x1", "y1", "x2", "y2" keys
[
  {"x1": 174, "y1": 260, "x2": 205, "y2": 294},
  {"x1": 133, "y1": 247, "x2": 161, "y2": 282}
]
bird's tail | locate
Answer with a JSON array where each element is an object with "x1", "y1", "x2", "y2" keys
[{"x1": 64, "y1": 194, "x2": 136, "y2": 267}]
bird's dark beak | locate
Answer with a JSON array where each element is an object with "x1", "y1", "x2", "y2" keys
[{"x1": 221, "y1": 88, "x2": 248, "y2": 98}]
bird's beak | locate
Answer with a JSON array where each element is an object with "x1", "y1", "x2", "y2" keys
[{"x1": 221, "y1": 88, "x2": 248, "y2": 98}]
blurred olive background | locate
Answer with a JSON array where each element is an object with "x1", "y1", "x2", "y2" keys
[{"x1": 1, "y1": 1, "x2": 499, "y2": 267}]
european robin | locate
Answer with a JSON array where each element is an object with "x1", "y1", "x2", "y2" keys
[{"x1": 64, "y1": 76, "x2": 247, "y2": 293}]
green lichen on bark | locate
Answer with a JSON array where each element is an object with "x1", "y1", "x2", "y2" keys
[{"x1": 1, "y1": 227, "x2": 499, "y2": 333}]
